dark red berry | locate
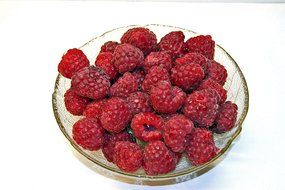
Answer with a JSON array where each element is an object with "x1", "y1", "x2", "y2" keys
[
  {"x1": 185, "y1": 35, "x2": 215, "y2": 59},
  {"x1": 175, "y1": 52, "x2": 208, "y2": 72},
  {"x1": 150, "y1": 81, "x2": 186, "y2": 114},
  {"x1": 72, "y1": 118, "x2": 105, "y2": 151},
  {"x1": 158, "y1": 31, "x2": 185, "y2": 58},
  {"x1": 183, "y1": 89, "x2": 219, "y2": 127},
  {"x1": 126, "y1": 92, "x2": 152, "y2": 115},
  {"x1": 143, "y1": 141, "x2": 176, "y2": 175},
  {"x1": 144, "y1": 51, "x2": 172, "y2": 72},
  {"x1": 142, "y1": 66, "x2": 170, "y2": 92},
  {"x1": 132, "y1": 69, "x2": 146, "y2": 90},
  {"x1": 131, "y1": 112, "x2": 164, "y2": 142},
  {"x1": 198, "y1": 79, "x2": 227, "y2": 104},
  {"x1": 71, "y1": 66, "x2": 110, "y2": 100},
  {"x1": 95, "y1": 52, "x2": 118, "y2": 80},
  {"x1": 58, "y1": 48, "x2": 90, "y2": 79},
  {"x1": 207, "y1": 60, "x2": 228, "y2": 85},
  {"x1": 100, "y1": 97, "x2": 132, "y2": 133},
  {"x1": 100, "y1": 41, "x2": 119, "y2": 53},
  {"x1": 83, "y1": 99, "x2": 106, "y2": 119},
  {"x1": 110, "y1": 72, "x2": 138, "y2": 98},
  {"x1": 121, "y1": 27, "x2": 157, "y2": 55},
  {"x1": 64, "y1": 88, "x2": 90, "y2": 116}
]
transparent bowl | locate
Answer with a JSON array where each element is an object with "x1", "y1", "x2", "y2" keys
[{"x1": 52, "y1": 24, "x2": 249, "y2": 185}]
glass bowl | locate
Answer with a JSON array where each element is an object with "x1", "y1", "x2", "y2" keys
[{"x1": 52, "y1": 24, "x2": 249, "y2": 185}]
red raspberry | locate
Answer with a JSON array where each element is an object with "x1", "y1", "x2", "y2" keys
[
  {"x1": 120, "y1": 27, "x2": 157, "y2": 55},
  {"x1": 100, "y1": 97, "x2": 132, "y2": 133},
  {"x1": 183, "y1": 89, "x2": 219, "y2": 127},
  {"x1": 207, "y1": 60, "x2": 228, "y2": 85},
  {"x1": 83, "y1": 99, "x2": 106, "y2": 119},
  {"x1": 144, "y1": 52, "x2": 172, "y2": 72},
  {"x1": 71, "y1": 66, "x2": 110, "y2": 100},
  {"x1": 175, "y1": 52, "x2": 208, "y2": 72},
  {"x1": 143, "y1": 141, "x2": 176, "y2": 175},
  {"x1": 102, "y1": 132, "x2": 132, "y2": 162},
  {"x1": 131, "y1": 112, "x2": 164, "y2": 142},
  {"x1": 185, "y1": 128, "x2": 219, "y2": 166},
  {"x1": 113, "y1": 141, "x2": 143, "y2": 172},
  {"x1": 158, "y1": 31, "x2": 185, "y2": 58},
  {"x1": 171, "y1": 63, "x2": 205, "y2": 91},
  {"x1": 58, "y1": 48, "x2": 90, "y2": 79},
  {"x1": 142, "y1": 66, "x2": 170, "y2": 92},
  {"x1": 163, "y1": 115, "x2": 194, "y2": 152},
  {"x1": 64, "y1": 89, "x2": 90, "y2": 116},
  {"x1": 110, "y1": 72, "x2": 138, "y2": 98},
  {"x1": 198, "y1": 79, "x2": 227, "y2": 104},
  {"x1": 132, "y1": 69, "x2": 145, "y2": 90},
  {"x1": 100, "y1": 41, "x2": 119, "y2": 53},
  {"x1": 126, "y1": 92, "x2": 152, "y2": 115},
  {"x1": 185, "y1": 35, "x2": 215, "y2": 59},
  {"x1": 112, "y1": 44, "x2": 144, "y2": 74},
  {"x1": 72, "y1": 118, "x2": 105, "y2": 151},
  {"x1": 150, "y1": 81, "x2": 186, "y2": 114},
  {"x1": 95, "y1": 52, "x2": 118, "y2": 80},
  {"x1": 213, "y1": 101, "x2": 238, "y2": 133}
]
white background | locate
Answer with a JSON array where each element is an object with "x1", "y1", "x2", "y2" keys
[{"x1": 0, "y1": 1, "x2": 285, "y2": 190}]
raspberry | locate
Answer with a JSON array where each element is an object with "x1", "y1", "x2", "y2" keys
[
  {"x1": 163, "y1": 115, "x2": 194, "y2": 152},
  {"x1": 150, "y1": 81, "x2": 186, "y2": 114},
  {"x1": 110, "y1": 72, "x2": 138, "y2": 98},
  {"x1": 113, "y1": 141, "x2": 143, "y2": 172},
  {"x1": 100, "y1": 97, "x2": 132, "y2": 133},
  {"x1": 132, "y1": 69, "x2": 145, "y2": 90},
  {"x1": 175, "y1": 52, "x2": 208, "y2": 72},
  {"x1": 112, "y1": 44, "x2": 144, "y2": 74},
  {"x1": 64, "y1": 89, "x2": 90, "y2": 116},
  {"x1": 58, "y1": 48, "x2": 90, "y2": 79},
  {"x1": 71, "y1": 66, "x2": 110, "y2": 100},
  {"x1": 95, "y1": 52, "x2": 118, "y2": 80},
  {"x1": 102, "y1": 132, "x2": 132, "y2": 162},
  {"x1": 198, "y1": 79, "x2": 227, "y2": 104},
  {"x1": 185, "y1": 35, "x2": 215, "y2": 59},
  {"x1": 143, "y1": 141, "x2": 176, "y2": 175},
  {"x1": 213, "y1": 101, "x2": 238, "y2": 133},
  {"x1": 126, "y1": 92, "x2": 152, "y2": 115},
  {"x1": 142, "y1": 66, "x2": 170, "y2": 92},
  {"x1": 83, "y1": 99, "x2": 106, "y2": 119},
  {"x1": 171, "y1": 63, "x2": 205, "y2": 91},
  {"x1": 100, "y1": 41, "x2": 119, "y2": 53},
  {"x1": 131, "y1": 112, "x2": 164, "y2": 142},
  {"x1": 144, "y1": 52, "x2": 172, "y2": 72},
  {"x1": 183, "y1": 89, "x2": 219, "y2": 127},
  {"x1": 72, "y1": 118, "x2": 105, "y2": 151},
  {"x1": 158, "y1": 31, "x2": 185, "y2": 58},
  {"x1": 185, "y1": 128, "x2": 219, "y2": 166},
  {"x1": 120, "y1": 27, "x2": 157, "y2": 55},
  {"x1": 207, "y1": 60, "x2": 228, "y2": 85}
]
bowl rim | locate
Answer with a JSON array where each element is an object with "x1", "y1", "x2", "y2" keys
[{"x1": 52, "y1": 24, "x2": 249, "y2": 180}]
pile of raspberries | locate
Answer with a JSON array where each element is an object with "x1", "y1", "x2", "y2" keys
[{"x1": 58, "y1": 27, "x2": 238, "y2": 175}]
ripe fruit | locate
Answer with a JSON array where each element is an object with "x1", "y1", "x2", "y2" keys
[
  {"x1": 72, "y1": 118, "x2": 105, "y2": 151},
  {"x1": 185, "y1": 35, "x2": 215, "y2": 59},
  {"x1": 185, "y1": 128, "x2": 219, "y2": 166},
  {"x1": 100, "y1": 41, "x2": 119, "y2": 53},
  {"x1": 71, "y1": 66, "x2": 110, "y2": 100},
  {"x1": 207, "y1": 60, "x2": 228, "y2": 85},
  {"x1": 198, "y1": 79, "x2": 227, "y2": 104},
  {"x1": 213, "y1": 101, "x2": 238, "y2": 133},
  {"x1": 126, "y1": 92, "x2": 153, "y2": 115},
  {"x1": 95, "y1": 52, "x2": 118, "y2": 80},
  {"x1": 64, "y1": 88, "x2": 90, "y2": 116},
  {"x1": 144, "y1": 51, "x2": 172, "y2": 72},
  {"x1": 100, "y1": 97, "x2": 132, "y2": 133},
  {"x1": 102, "y1": 132, "x2": 132, "y2": 162},
  {"x1": 143, "y1": 141, "x2": 176, "y2": 175},
  {"x1": 163, "y1": 115, "x2": 194, "y2": 152},
  {"x1": 110, "y1": 72, "x2": 138, "y2": 98},
  {"x1": 171, "y1": 63, "x2": 205, "y2": 91},
  {"x1": 183, "y1": 89, "x2": 219, "y2": 127},
  {"x1": 131, "y1": 112, "x2": 164, "y2": 142},
  {"x1": 83, "y1": 99, "x2": 106, "y2": 119},
  {"x1": 158, "y1": 31, "x2": 185, "y2": 58},
  {"x1": 132, "y1": 69, "x2": 145, "y2": 90},
  {"x1": 114, "y1": 141, "x2": 143, "y2": 172},
  {"x1": 175, "y1": 52, "x2": 208, "y2": 72},
  {"x1": 150, "y1": 81, "x2": 186, "y2": 113},
  {"x1": 120, "y1": 27, "x2": 157, "y2": 55},
  {"x1": 58, "y1": 48, "x2": 90, "y2": 79},
  {"x1": 142, "y1": 66, "x2": 170, "y2": 92}
]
